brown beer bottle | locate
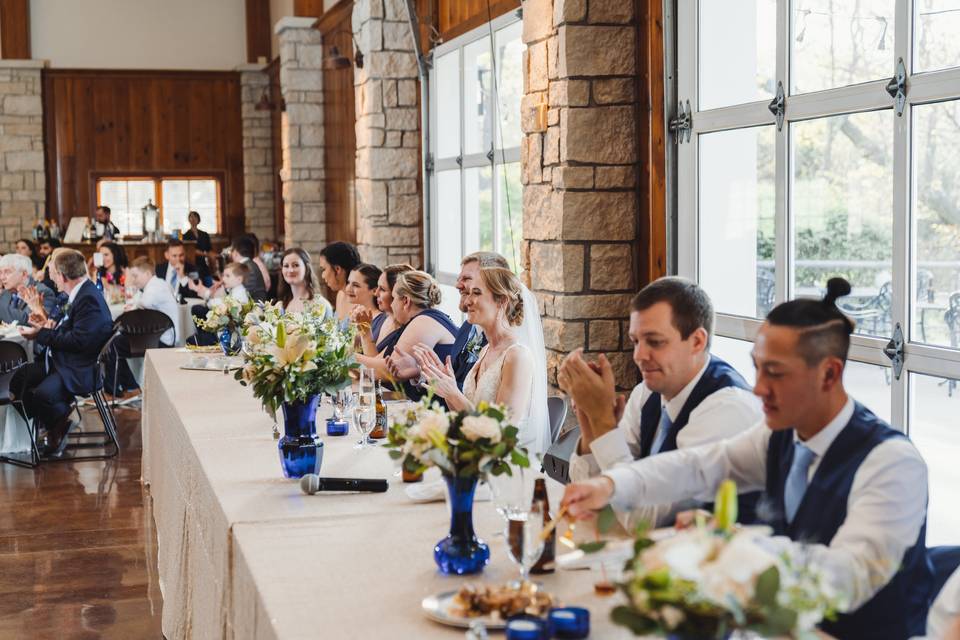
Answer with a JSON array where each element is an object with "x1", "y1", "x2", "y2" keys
[
  {"x1": 530, "y1": 477, "x2": 555, "y2": 574},
  {"x1": 370, "y1": 380, "x2": 388, "y2": 439}
]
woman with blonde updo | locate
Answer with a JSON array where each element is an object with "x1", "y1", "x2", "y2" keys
[
  {"x1": 413, "y1": 267, "x2": 534, "y2": 432},
  {"x1": 355, "y1": 270, "x2": 457, "y2": 386}
]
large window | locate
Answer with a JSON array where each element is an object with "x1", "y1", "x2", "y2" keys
[
  {"x1": 677, "y1": 1, "x2": 960, "y2": 544},
  {"x1": 427, "y1": 12, "x2": 523, "y2": 321},
  {"x1": 96, "y1": 177, "x2": 220, "y2": 236}
]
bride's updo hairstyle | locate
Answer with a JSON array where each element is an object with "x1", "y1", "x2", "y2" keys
[
  {"x1": 480, "y1": 267, "x2": 524, "y2": 327},
  {"x1": 765, "y1": 277, "x2": 855, "y2": 365},
  {"x1": 393, "y1": 270, "x2": 443, "y2": 309}
]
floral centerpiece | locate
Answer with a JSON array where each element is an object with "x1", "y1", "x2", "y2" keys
[
  {"x1": 386, "y1": 397, "x2": 530, "y2": 575},
  {"x1": 604, "y1": 481, "x2": 843, "y2": 639},
  {"x1": 236, "y1": 301, "x2": 357, "y2": 478},
  {"x1": 199, "y1": 295, "x2": 253, "y2": 355}
]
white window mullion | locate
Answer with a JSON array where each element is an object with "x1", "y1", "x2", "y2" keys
[
  {"x1": 774, "y1": 0, "x2": 789, "y2": 305},
  {"x1": 676, "y1": 0, "x2": 697, "y2": 282}
]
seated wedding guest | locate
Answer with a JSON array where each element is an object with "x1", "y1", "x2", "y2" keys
[
  {"x1": 93, "y1": 205, "x2": 120, "y2": 240},
  {"x1": 156, "y1": 239, "x2": 210, "y2": 299},
  {"x1": 356, "y1": 263, "x2": 413, "y2": 357},
  {"x1": 94, "y1": 242, "x2": 128, "y2": 286},
  {"x1": 244, "y1": 233, "x2": 272, "y2": 294},
  {"x1": 347, "y1": 263, "x2": 382, "y2": 332},
  {"x1": 355, "y1": 270, "x2": 456, "y2": 391},
  {"x1": 13, "y1": 249, "x2": 113, "y2": 456},
  {"x1": 318, "y1": 241, "x2": 361, "y2": 320},
  {"x1": 0, "y1": 253, "x2": 56, "y2": 324},
  {"x1": 15, "y1": 239, "x2": 43, "y2": 271},
  {"x1": 103, "y1": 256, "x2": 178, "y2": 396},
  {"x1": 561, "y1": 278, "x2": 932, "y2": 640},
  {"x1": 182, "y1": 210, "x2": 212, "y2": 252},
  {"x1": 412, "y1": 266, "x2": 551, "y2": 454},
  {"x1": 38, "y1": 237, "x2": 60, "y2": 260},
  {"x1": 278, "y1": 248, "x2": 332, "y2": 317},
  {"x1": 929, "y1": 565, "x2": 960, "y2": 639},
  {"x1": 188, "y1": 262, "x2": 251, "y2": 346},
  {"x1": 36, "y1": 238, "x2": 60, "y2": 290},
  {"x1": 228, "y1": 235, "x2": 267, "y2": 301},
  {"x1": 557, "y1": 277, "x2": 761, "y2": 530},
  {"x1": 386, "y1": 252, "x2": 509, "y2": 390}
]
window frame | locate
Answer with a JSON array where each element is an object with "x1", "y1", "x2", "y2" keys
[
  {"x1": 94, "y1": 172, "x2": 224, "y2": 236},
  {"x1": 425, "y1": 9, "x2": 523, "y2": 293}
]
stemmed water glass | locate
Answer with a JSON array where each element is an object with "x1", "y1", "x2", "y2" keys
[
  {"x1": 352, "y1": 393, "x2": 375, "y2": 450},
  {"x1": 488, "y1": 467, "x2": 544, "y2": 586}
]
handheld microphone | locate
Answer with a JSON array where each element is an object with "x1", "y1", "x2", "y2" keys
[{"x1": 299, "y1": 474, "x2": 389, "y2": 495}]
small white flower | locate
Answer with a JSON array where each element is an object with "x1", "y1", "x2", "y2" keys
[
  {"x1": 460, "y1": 415, "x2": 502, "y2": 443},
  {"x1": 410, "y1": 410, "x2": 449, "y2": 440}
]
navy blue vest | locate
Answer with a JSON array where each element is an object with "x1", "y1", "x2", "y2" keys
[
  {"x1": 638, "y1": 356, "x2": 761, "y2": 524},
  {"x1": 764, "y1": 403, "x2": 932, "y2": 639}
]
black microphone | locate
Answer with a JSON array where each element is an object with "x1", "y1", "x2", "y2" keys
[{"x1": 299, "y1": 474, "x2": 389, "y2": 495}]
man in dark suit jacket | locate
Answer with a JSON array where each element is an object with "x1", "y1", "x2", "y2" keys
[
  {"x1": 14, "y1": 249, "x2": 114, "y2": 456},
  {"x1": 155, "y1": 239, "x2": 211, "y2": 299},
  {"x1": 230, "y1": 235, "x2": 267, "y2": 301}
]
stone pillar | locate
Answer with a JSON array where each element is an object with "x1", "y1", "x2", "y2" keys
[
  {"x1": 238, "y1": 63, "x2": 277, "y2": 243},
  {"x1": 0, "y1": 60, "x2": 46, "y2": 251},
  {"x1": 276, "y1": 17, "x2": 326, "y2": 255},
  {"x1": 352, "y1": 0, "x2": 422, "y2": 268},
  {"x1": 521, "y1": 0, "x2": 640, "y2": 390}
]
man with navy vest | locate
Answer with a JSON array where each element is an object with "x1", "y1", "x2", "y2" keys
[
  {"x1": 559, "y1": 276, "x2": 762, "y2": 530},
  {"x1": 561, "y1": 278, "x2": 931, "y2": 639}
]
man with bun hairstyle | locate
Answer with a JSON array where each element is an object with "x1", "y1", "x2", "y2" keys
[{"x1": 562, "y1": 278, "x2": 932, "y2": 639}]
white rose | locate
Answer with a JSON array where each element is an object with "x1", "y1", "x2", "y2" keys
[
  {"x1": 410, "y1": 411, "x2": 449, "y2": 440},
  {"x1": 460, "y1": 415, "x2": 502, "y2": 443}
]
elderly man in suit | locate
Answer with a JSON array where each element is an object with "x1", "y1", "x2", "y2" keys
[
  {"x1": 0, "y1": 253, "x2": 56, "y2": 324},
  {"x1": 13, "y1": 249, "x2": 113, "y2": 456}
]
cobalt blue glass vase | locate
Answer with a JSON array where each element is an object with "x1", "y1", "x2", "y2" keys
[
  {"x1": 218, "y1": 328, "x2": 240, "y2": 356},
  {"x1": 434, "y1": 474, "x2": 489, "y2": 575},
  {"x1": 278, "y1": 395, "x2": 323, "y2": 479}
]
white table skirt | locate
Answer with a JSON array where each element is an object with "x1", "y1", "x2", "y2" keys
[
  {"x1": 142, "y1": 349, "x2": 633, "y2": 639},
  {"x1": 0, "y1": 332, "x2": 34, "y2": 456}
]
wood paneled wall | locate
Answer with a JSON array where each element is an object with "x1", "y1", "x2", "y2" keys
[
  {"x1": 245, "y1": 0, "x2": 272, "y2": 63},
  {"x1": 437, "y1": 0, "x2": 519, "y2": 41},
  {"x1": 42, "y1": 69, "x2": 245, "y2": 237},
  {"x1": 318, "y1": 1, "x2": 357, "y2": 246},
  {"x1": 0, "y1": 0, "x2": 31, "y2": 59}
]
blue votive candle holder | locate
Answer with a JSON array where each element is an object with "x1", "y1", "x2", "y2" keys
[
  {"x1": 325, "y1": 418, "x2": 349, "y2": 436},
  {"x1": 505, "y1": 616, "x2": 549, "y2": 640},
  {"x1": 548, "y1": 607, "x2": 590, "y2": 639}
]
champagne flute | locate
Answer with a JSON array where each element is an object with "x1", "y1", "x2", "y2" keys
[{"x1": 506, "y1": 501, "x2": 545, "y2": 587}]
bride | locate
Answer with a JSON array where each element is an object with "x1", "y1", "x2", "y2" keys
[{"x1": 412, "y1": 266, "x2": 550, "y2": 456}]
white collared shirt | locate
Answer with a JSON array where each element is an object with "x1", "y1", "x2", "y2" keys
[
  {"x1": 138, "y1": 276, "x2": 179, "y2": 346},
  {"x1": 928, "y1": 566, "x2": 960, "y2": 638},
  {"x1": 569, "y1": 357, "x2": 762, "y2": 528},
  {"x1": 67, "y1": 278, "x2": 89, "y2": 307},
  {"x1": 603, "y1": 396, "x2": 928, "y2": 613}
]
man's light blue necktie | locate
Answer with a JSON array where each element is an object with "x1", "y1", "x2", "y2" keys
[
  {"x1": 784, "y1": 442, "x2": 816, "y2": 523},
  {"x1": 650, "y1": 409, "x2": 672, "y2": 455}
]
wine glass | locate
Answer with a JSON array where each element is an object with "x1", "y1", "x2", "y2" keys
[
  {"x1": 506, "y1": 501, "x2": 545, "y2": 587},
  {"x1": 352, "y1": 393, "x2": 375, "y2": 450}
]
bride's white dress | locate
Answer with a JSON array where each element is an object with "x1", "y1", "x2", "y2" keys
[{"x1": 463, "y1": 342, "x2": 544, "y2": 454}]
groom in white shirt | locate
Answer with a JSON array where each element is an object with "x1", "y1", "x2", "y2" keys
[
  {"x1": 561, "y1": 278, "x2": 932, "y2": 639},
  {"x1": 559, "y1": 276, "x2": 762, "y2": 530}
]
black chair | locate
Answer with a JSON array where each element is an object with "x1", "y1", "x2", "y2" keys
[
  {"x1": 0, "y1": 341, "x2": 37, "y2": 468},
  {"x1": 547, "y1": 395, "x2": 569, "y2": 444},
  {"x1": 542, "y1": 424, "x2": 580, "y2": 485},
  {"x1": 109, "y1": 309, "x2": 174, "y2": 405}
]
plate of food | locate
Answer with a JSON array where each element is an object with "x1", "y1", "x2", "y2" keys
[
  {"x1": 184, "y1": 344, "x2": 222, "y2": 353},
  {"x1": 421, "y1": 582, "x2": 556, "y2": 629}
]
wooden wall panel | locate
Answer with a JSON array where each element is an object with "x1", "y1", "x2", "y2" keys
[
  {"x1": 294, "y1": 0, "x2": 325, "y2": 18},
  {"x1": 43, "y1": 70, "x2": 245, "y2": 238},
  {"x1": 318, "y1": 1, "x2": 357, "y2": 245},
  {"x1": 437, "y1": 0, "x2": 518, "y2": 41},
  {"x1": 268, "y1": 59, "x2": 284, "y2": 240},
  {"x1": 246, "y1": 0, "x2": 272, "y2": 63},
  {"x1": 0, "y1": 0, "x2": 31, "y2": 59}
]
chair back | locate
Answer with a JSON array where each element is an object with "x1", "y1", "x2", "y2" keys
[
  {"x1": 95, "y1": 330, "x2": 124, "y2": 392},
  {"x1": 542, "y1": 424, "x2": 580, "y2": 485},
  {"x1": 114, "y1": 309, "x2": 174, "y2": 356},
  {"x1": 0, "y1": 340, "x2": 28, "y2": 403},
  {"x1": 547, "y1": 395, "x2": 569, "y2": 444}
]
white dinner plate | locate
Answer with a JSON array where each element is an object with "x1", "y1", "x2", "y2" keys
[{"x1": 421, "y1": 590, "x2": 508, "y2": 630}]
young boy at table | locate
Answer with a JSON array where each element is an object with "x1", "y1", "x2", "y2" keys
[
  {"x1": 561, "y1": 278, "x2": 932, "y2": 640},
  {"x1": 102, "y1": 256, "x2": 179, "y2": 398},
  {"x1": 187, "y1": 262, "x2": 250, "y2": 346}
]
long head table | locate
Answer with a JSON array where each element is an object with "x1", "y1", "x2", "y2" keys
[{"x1": 142, "y1": 349, "x2": 634, "y2": 639}]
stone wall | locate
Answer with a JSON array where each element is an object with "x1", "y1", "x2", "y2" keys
[
  {"x1": 238, "y1": 64, "x2": 277, "y2": 243},
  {"x1": 521, "y1": 0, "x2": 640, "y2": 389},
  {"x1": 0, "y1": 61, "x2": 46, "y2": 251},
  {"x1": 352, "y1": 0, "x2": 422, "y2": 268},
  {"x1": 277, "y1": 17, "x2": 327, "y2": 255}
]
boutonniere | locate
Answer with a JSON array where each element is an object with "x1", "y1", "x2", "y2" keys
[{"x1": 464, "y1": 330, "x2": 484, "y2": 358}]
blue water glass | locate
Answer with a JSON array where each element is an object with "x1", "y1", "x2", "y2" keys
[
  {"x1": 433, "y1": 475, "x2": 490, "y2": 575},
  {"x1": 548, "y1": 607, "x2": 590, "y2": 639},
  {"x1": 505, "y1": 616, "x2": 549, "y2": 640},
  {"x1": 278, "y1": 396, "x2": 323, "y2": 479}
]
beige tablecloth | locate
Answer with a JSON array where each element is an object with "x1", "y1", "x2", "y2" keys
[{"x1": 142, "y1": 349, "x2": 630, "y2": 639}]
